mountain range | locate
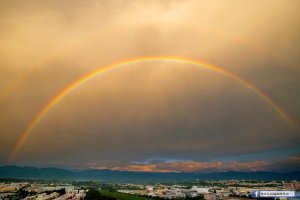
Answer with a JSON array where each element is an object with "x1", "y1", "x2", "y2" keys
[{"x1": 0, "y1": 166, "x2": 299, "y2": 183}]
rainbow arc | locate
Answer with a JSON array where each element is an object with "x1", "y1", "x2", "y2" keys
[{"x1": 8, "y1": 56, "x2": 297, "y2": 162}]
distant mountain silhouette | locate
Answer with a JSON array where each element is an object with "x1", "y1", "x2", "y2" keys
[{"x1": 0, "y1": 166, "x2": 299, "y2": 183}]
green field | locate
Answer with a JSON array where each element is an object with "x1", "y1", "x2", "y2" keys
[{"x1": 100, "y1": 190, "x2": 153, "y2": 200}]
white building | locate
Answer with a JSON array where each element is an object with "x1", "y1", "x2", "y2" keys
[{"x1": 191, "y1": 186, "x2": 210, "y2": 194}]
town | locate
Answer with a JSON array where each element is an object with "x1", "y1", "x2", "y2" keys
[{"x1": 0, "y1": 179, "x2": 299, "y2": 200}]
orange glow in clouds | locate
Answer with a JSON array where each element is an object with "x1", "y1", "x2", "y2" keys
[{"x1": 111, "y1": 160, "x2": 270, "y2": 173}]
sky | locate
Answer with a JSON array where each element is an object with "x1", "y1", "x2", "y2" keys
[{"x1": 0, "y1": 0, "x2": 300, "y2": 172}]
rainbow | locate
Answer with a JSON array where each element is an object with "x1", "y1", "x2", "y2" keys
[{"x1": 8, "y1": 56, "x2": 297, "y2": 162}]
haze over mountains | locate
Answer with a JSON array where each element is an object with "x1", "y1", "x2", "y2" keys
[{"x1": 1, "y1": 166, "x2": 299, "y2": 183}]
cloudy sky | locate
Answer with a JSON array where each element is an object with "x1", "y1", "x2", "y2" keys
[{"x1": 1, "y1": 0, "x2": 300, "y2": 172}]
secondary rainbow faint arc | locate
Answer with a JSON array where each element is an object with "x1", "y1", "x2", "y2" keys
[{"x1": 8, "y1": 56, "x2": 297, "y2": 162}]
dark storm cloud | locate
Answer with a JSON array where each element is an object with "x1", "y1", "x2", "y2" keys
[
  {"x1": 13, "y1": 63, "x2": 300, "y2": 168},
  {"x1": 0, "y1": 0, "x2": 300, "y2": 170}
]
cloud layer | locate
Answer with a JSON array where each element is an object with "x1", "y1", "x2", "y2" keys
[
  {"x1": 0, "y1": 0, "x2": 300, "y2": 171},
  {"x1": 111, "y1": 156, "x2": 300, "y2": 173}
]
